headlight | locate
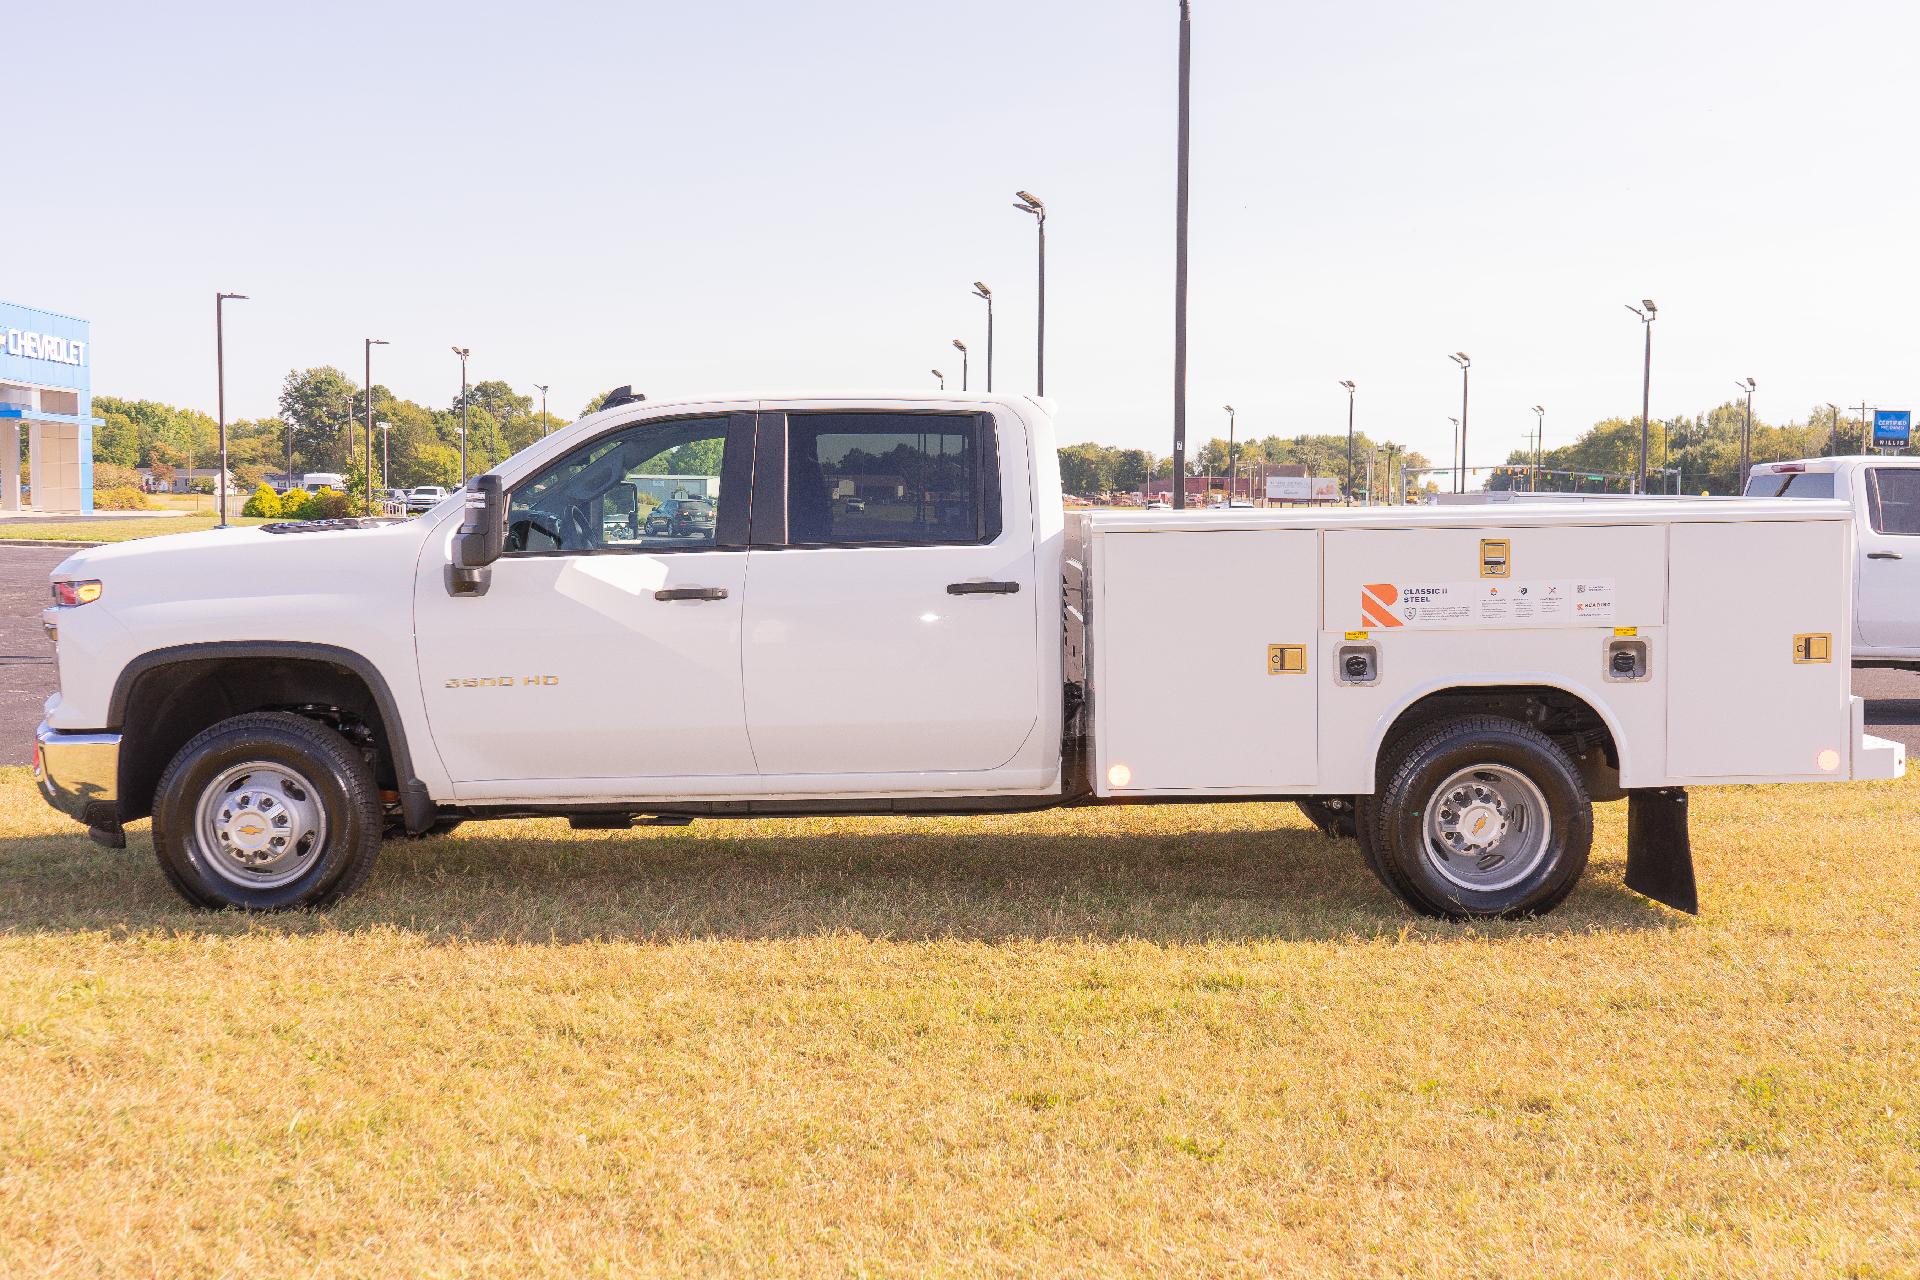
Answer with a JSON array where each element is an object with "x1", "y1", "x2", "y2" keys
[{"x1": 51, "y1": 580, "x2": 103, "y2": 607}]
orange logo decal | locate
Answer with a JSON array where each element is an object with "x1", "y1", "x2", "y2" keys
[{"x1": 1360, "y1": 583, "x2": 1403, "y2": 629}]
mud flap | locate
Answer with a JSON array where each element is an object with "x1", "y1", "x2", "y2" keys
[{"x1": 1625, "y1": 787, "x2": 1697, "y2": 914}]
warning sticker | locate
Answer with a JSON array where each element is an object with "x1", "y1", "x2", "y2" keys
[{"x1": 1359, "y1": 580, "x2": 1615, "y2": 629}]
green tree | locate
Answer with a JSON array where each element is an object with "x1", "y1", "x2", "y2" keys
[
  {"x1": 277, "y1": 367, "x2": 361, "y2": 475},
  {"x1": 93, "y1": 410, "x2": 139, "y2": 468}
]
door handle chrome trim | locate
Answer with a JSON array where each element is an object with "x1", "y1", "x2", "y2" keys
[
  {"x1": 946, "y1": 581, "x2": 1021, "y2": 595},
  {"x1": 1868, "y1": 552, "x2": 1903, "y2": 560},
  {"x1": 654, "y1": 586, "x2": 729, "y2": 601}
]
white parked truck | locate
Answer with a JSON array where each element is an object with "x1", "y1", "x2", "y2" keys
[
  {"x1": 1744, "y1": 455, "x2": 1920, "y2": 669},
  {"x1": 32, "y1": 394, "x2": 1905, "y2": 917}
]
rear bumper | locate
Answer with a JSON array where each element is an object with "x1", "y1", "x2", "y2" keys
[
  {"x1": 1853, "y1": 697, "x2": 1906, "y2": 781},
  {"x1": 30, "y1": 721, "x2": 122, "y2": 827}
]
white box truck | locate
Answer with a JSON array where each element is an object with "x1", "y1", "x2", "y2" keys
[{"x1": 31, "y1": 394, "x2": 1904, "y2": 919}]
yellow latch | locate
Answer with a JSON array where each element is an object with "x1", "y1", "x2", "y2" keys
[{"x1": 1267, "y1": 643, "x2": 1308, "y2": 675}]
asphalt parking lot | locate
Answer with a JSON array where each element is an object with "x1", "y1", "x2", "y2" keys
[{"x1": 2, "y1": 544, "x2": 1918, "y2": 768}]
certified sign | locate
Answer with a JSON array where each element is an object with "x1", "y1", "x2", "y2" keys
[{"x1": 1874, "y1": 409, "x2": 1911, "y2": 447}]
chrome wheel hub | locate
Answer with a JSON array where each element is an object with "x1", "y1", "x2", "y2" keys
[
  {"x1": 1423, "y1": 764, "x2": 1550, "y2": 893},
  {"x1": 193, "y1": 762, "x2": 327, "y2": 890}
]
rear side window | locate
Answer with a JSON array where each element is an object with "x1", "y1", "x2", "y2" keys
[
  {"x1": 1869, "y1": 468, "x2": 1920, "y2": 535},
  {"x1": 783, "y1": 412, "x2": 999, "y2": 546},
  {"x1": 1745, "y1": 471, "x2": 1835, "y2": 498}
]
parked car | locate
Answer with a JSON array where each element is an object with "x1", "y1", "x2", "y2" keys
[
  {"x1": 300, "y1": 472, "x2": 346, "y2": 491},
  {"x1": 30, "y1": 393, "x2": 1901, "y2": 920},
  {"x1": 643, "y1": 498, "x2": 716, "y2": 538},
  {"x1": 1745, "y1": 455, "x2": 1920, "y2": 669},
  {"x1": 405, "y1": 486, "x2": 450, "y2": 513}
]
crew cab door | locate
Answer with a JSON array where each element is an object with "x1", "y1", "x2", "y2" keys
[
  {"x1": 413, "y1": 410, "x2": 758, "y2": 792},
  {"x1": 740, "y1": 405, "x2": 1041, "y2": 782},
  {"x1": 1858, "y1": 465, "x2": 1920, "y2": 651}
]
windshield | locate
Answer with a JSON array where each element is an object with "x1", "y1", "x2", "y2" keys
[{"x1": 1744, "y1": 471, "x2": 1835, "y2": 498}]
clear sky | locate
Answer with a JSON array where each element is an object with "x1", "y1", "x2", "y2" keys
[{"x1": 6, "y1": 0, "x2": 1915, "y2": 472}]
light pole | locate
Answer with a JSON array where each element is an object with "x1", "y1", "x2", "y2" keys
[
  {"x1": 1449, "y1": 416, "x2": 1460, "y2": 492},
  {"x1": 1170, "y1": 0, "x2": 1192, "y2": 509},
  {"x1": 377, "y1": 420, "x2": 391, "y2": 494},
  {"x1": 1384, "y1": 443, "x2": 1401, "y2": 505},
  {"x1": 972, "y1": 282, "x2": 993, "y2": 393},
  {"x1": 1531, "y1": 405, "x2": 1545, "y2": 493},
  {"x1": 1222, "y1": 404, "x2": 1236, "y2": 500},
  {"x1": 451, "y1": 347, "x2": 471, "y2": 483},
  {"x1": 1448, "y1": 353, "x2": 1470, "y2": 493},
  {"x1": 363, "y1": 338, "x2": 388, "y2": 515},
  {"x1": 1626, "y1": 300, "x2": 1657, "y2": 493},
  {"x1": 534, "y1": 384, "x2": 550, "y2": 436},
  {"x1": 931, "y1": 368, "x2": 945, "y2": 390},
  {"x1": 1013, "y1": 191, "x2": 1046, "y2": 395},
  {"x1": 215, "y1": 292, "x2": 248, "y2": 526},
  {"x1": 1736, "y1": 377, "x2": 1756, "y2": 489},
  {"x1": 1339, "y1": 380, "x2": 1356, "y2": 503},
  {"x1": 952, "y1": 339, "x2": 968, "y2": 391},
  {"x1": 1825, "y1": 402, "x2": 1840, "y2": 456},
  {"x1": 1851, "y1": 402, "x2": 1870, "y2": 453}
]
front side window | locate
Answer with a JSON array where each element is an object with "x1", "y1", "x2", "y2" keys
[
  {"x1": 1869, "y1": 468, "x2": 1920, "y2": 535},
  {"x1": 784, "y1": 412, "x2": 997, "y2": 546},
  {"x1": 504, "y1": 416, "x2": 732, "y2": 554}
]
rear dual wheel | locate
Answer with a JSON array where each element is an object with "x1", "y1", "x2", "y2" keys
[{"x1": 1357, "y1": 716, "x2": 1591, "y2": 919}]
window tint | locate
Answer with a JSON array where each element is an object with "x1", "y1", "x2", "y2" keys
[
  {"x1": 504, "y1": 416, "x2": 732, "y2": 554},
  {"x1": 1870, "y1": 468, "x2": 1920, "y2": 535},
  {"x1": 1745, "y1": 472, "x2": 1835, "y2": 498},
  {"x1": 785, "y1": 412, "x2": 996, "y2": 545}
]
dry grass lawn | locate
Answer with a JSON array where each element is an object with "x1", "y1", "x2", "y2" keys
[
  {"x1": 1, "y1": 765, "x2": 1916, "y2": 1277},
  {"x1": 0, "y1": 514, "x2": 271, "y2": 544}
]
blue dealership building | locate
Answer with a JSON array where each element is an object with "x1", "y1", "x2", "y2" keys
[{"x1": 1, "y1": 299, "x2": 98, "y2": 514}]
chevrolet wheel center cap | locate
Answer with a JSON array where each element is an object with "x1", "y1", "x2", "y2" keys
[{"x1": 231, "y1": 816, "x2": 272, "y2": 852}]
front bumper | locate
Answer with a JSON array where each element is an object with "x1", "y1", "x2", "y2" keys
[{"x1": 30, "y1": 721, "x2": 122, "y2": 828}]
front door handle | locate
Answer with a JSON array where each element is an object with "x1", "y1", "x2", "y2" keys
[
  {"x1": 1868, "y1": 551, "x2": 1903, "y2": 560},
  {"x1": 947, "y1": 580, "x2": 1021, "y2": 596},
  {"x1": 655, "y1": 586, "x2": 729, "y2": 601}
]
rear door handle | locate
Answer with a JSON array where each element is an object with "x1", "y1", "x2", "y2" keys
[
  {"x1": 946, "y1": 580, "x2": 1021, "y2": 595},
  {"x1": 655, "y1": 586, "x2": 729, "y2": 601},
  {"x1": 1868, "y1": 551, "x2": 1903, "y2": 560}
]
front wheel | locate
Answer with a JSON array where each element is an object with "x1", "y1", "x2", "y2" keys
[
  {"x1": 1362, "y1": 716, "x2": 1591, "y2": 919},
  {"x1": 152, "y1": 712, "x2": 384, "y2": 910}
]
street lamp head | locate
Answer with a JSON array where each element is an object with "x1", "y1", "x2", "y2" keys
[
  {"x1": 1222, "y1": 404, "x2": 1234, "y2": 414},
  {"x1": 218, "y1": 292, "x2": 249, "y2": 302},
  {"x1": 972, "y1": 281, "x2": 991, "y2": 299},
  {"x1": 952, "y1": 339, "x2": 967, "y2": 353},
  {"x1": 931, "y1": 368, "x2": 944, "y2": 380},
  {"x1": 1449, "y1": 416, "x2": 1460, "y2": 427},
  {"x1": 1532, "y1": 404, "x2": 1545, "y2": 415},
  {"x1": 1449, "y1": 352, "x2": 1470, "y2": 368},
  {"x1": 534, "y1": 383, "x2": 548, "y2": 395},
  {"x1": 368, "y1": 338, "x2": 389, "y2": 347},
  {"x1": 1642, "y1": 299, "x2": 1658, "y2": 314},
  {"x1": 1744, "y1": 377, "x2": 1756, "y2": 390},
  {"x1": 450, "y1": 345, "x2": 469, "y2": 358},
  {"x1": 1014, "y1": 190, "x2": 1044, "y2": 211},
  {"x1": 1339, "y1": 379, "x2": 1355, "y2": 391}
]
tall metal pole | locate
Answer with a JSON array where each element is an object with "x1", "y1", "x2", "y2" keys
[
  {"x1": 1825, "y1": 402, "x2": 1840, "y2": 456},
  {"x1": 1449, "y1": 417, "x2": 1460, "y2": 492},
  {"x1": 1626, "y1": 301, "x2": 1656, "y2": 494},
  {"x1": 215, "y1": 292, "x2": 247, "y2": 526},
  {"x1": 1852, "y1": 402, "x2": 1870, "y2": 453},
  {"x1": 1171, "y1": 0, "x2": 1192, "y2": 510},
  {"x1": 1223, "y1": 404, "x2": 1236, "y2": 499},
  {"x1": 1340, "y1": 380, "x2": 1355, "y2": 503},
  {"x1": 380, "y1": 421, "x2": 390, "y2": 492},
  {"x1": 973, "y1": 283, "x2": 993, "y2": 393},
  {"x1": 1013, "y1": 192, "x2": 1046, "y2": 395},
  {"x1": 1531, "y1": 405, "x2": 1544, "y2": 493},
  {"x1": 535, "y1": 383, "x2": 550, "y2": 437},
  {"x1": 1449, "y1": 354, "x2": 1470, "y2": 493},
  {"x1": 953, "y1": 339, "x2": 968, "y2": 391},
  {"x1": 452, "y1": 347, "x2": 471, "y2": 482},
  {"x1": 932, "y1": 369, "x2": 945, "y2": 390},
  {"x1": 1736, "y1": 378, "x2": 1755, "y2": 487},
  {"x1": 363, "y1": 337, "x2": 386, "y2": 516}
]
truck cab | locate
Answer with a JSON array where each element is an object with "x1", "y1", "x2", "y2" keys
[{"x1": 1746, "y1": 456, "x2": 1920, "y2": 667}]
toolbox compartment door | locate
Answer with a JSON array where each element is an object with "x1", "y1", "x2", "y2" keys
[
  {"x1": 1667, "y1": 519, "x2": 1851, "y2": 779},
  {"x1": 1094, "y1": 529, "x2": 1318, "y2": 792}
]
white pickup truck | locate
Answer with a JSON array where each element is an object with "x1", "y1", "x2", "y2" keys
[
  {"x1": 32, "y1": 394, "x2": 1904, "y2": 918},
  {"x1": 1745, "y1": 456, "x2": 1920, "y2": 669}
]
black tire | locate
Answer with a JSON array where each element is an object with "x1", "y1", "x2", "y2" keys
[
  {"x1": 152, "y1": 712, "x2": 384, "y2": 910},
  {"x1": 1295, "y1": 797, "x2": 1357, "y2": 839},
  {"x1": 1365, "y1": 715, "x2": 1591, "y2": 919}
]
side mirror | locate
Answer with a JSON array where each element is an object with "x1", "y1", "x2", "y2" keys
[{"x1": 448, "y1": 475, "x2": 504, "y2": 597}]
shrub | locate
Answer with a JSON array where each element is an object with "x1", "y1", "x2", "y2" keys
[
  {"x1": 241, "y1": 483, "x2": 282, "y2": 519},
  {"x1": 297, "y1": 488, "x2": 354, "y2": 521},
  {"x1": 93, "y1": 486, "x2": 151, "y2": 511},
  {"x1": 93, "y1": 462, "x2": 143, "y2": 492}
]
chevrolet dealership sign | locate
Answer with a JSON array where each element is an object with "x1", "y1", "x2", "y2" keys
[
  {"x1": 0, "y1": 300, "x2": 91, "y2": 394},
  {"x1": 3, "y1": 327, "x2": 86, "y2": 367}
]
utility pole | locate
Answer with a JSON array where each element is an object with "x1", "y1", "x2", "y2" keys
[
  {"x1": 1825, "y1": 402, "x2": 1840, "y2": 456},
  {"x1": 1449, "y1": 354, "x2": 1470, "y2": 493},
  {"x1": 972, "y1": 282, "x2": 993, "y2": 393},
  {"x1": 1852, "y1": 402, "x2": 1871, "y2": 453},
  {"x1": 1736, "y1": 378, "x2": 1756, "y2": 488},
  {"x1": 1626, "y1": 300, "x2": 1657, "y2": 493},
  {"x1": 1531, "y1": 405, "x2": 1545, "y2": 493},
  {"x1": 452, "y1": 347, "x2": 471, "y2": 482},
  {"x1": 1222, "y1": 404, "x2": 1236, "y2": 500},
  {"x1": 1171, "y1": 0, "x2": 1193, "y2": 509},
  {"x1": 1339, "y1": 380, "x2": 1356, "y2": 504},
  {"x1": 363, "y1": 337, "x2": 388, "y2": 515},
  {"x1": 215, "y1": 292, "x2": 247, "y2": 525}
]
